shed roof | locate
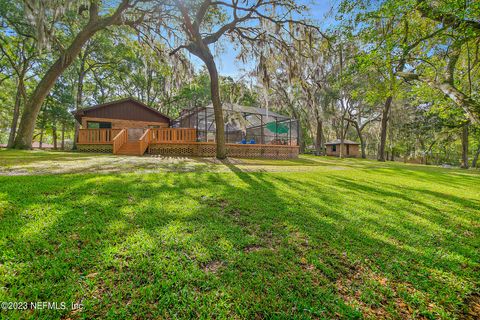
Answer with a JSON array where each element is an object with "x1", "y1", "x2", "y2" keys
[
  {"x1": 73, "y1": 98, "x2": 171, "y2": 123},
  {"x1": 325, "y1": 139, "x2": 360, "y2": 145}
]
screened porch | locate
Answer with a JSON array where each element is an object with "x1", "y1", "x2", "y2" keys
[{"x1": 172, "y1": 103, "x2": 299, "y2": 146}]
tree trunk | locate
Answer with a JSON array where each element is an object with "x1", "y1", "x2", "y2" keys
[
  {"x1": 73, "y1": 64, "x2": 86, "y2": 150},
  {"x1": 397, "y1": 72, "x2": 480, "y2": 124},
  {"x1": 360, "y1": 136, "x2": 366, "y2": 158},
  {"x1": 339, "y1": 118, "x2": 345, "y2": 158},
  {"x1": 432, "y1": 81, "x2": 479, "y2": 124},
  {"x1": 353, "y1": 122, "x2": 366, "y2": 159},
  {"x1": 200, "y1": 52, "x2": 227, "y2": 159},
  {"x1": 378, "y1": 96, "x2": 393, "y2": 161},
  {"x1": 472, "y1": 144, "x2": 480, "y2": 168},
  {"x1": 419, "y1": 139, "x2": 427, "y2": 164},
  {"x1": 11, "y1": 12, "x2": 115, "y2": 149},
  {"x1": 61, "y1": 122, "x2": 65, "y2": 150},
  {"x1": 39, "y1": 122, "x2": 45, "y2": 149},
  {"x1": 287, "y1": 103, "x2": 305, "y2": 153},
  {"x1": 298, "y1": 123, "x2": 305, "y2": 154},
  {"x1": 461, "y1": 124, "x2": 469, "y2": 168},
  {"x1": 52, "y1": 123, "x2": 58, "y2": 150},
  {"x1": 7, "y1": 79, "x2": 23, "y2": 148},
  {"x1": 315, "y1": 118, "x2": 324, "y2": 155}
]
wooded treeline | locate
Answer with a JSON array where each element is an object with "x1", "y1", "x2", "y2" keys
[{"x1": 0, "y1": 0, "x2": 479, "y2": 167}]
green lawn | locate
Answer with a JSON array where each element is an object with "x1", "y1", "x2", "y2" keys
[{"x1": 0, "y1": 150, "x2": 479, "y2": 319}]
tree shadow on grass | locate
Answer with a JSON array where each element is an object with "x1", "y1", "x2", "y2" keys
[
  {"x1": 367, "y1": 165, "x2": 480, "y2": 189},
  {"x1": 218, "y1": 161, "x2": 479, "y2": 317},
  {"x1": 0, "y1": 170, "x2": 365, "y2": 319},
  {"x1": 0, "y1": 164, "x2": 478, "y2": 319}
]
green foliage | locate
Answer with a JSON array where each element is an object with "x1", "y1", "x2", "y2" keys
[
  {"x1": 168, "y1": 71, "x2": 259, "y2": 114},
  {"x1": 169, "y1": 72, "x2": 212, "y2": 110},
  {"x1": 0, "y1": 78, "x2": 16, "y2": 144},
  {"x1": 331, "y1": 0, "x2": 480, "y2": 162}
]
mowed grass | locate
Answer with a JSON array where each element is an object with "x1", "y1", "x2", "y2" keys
[{"x1": 0, "y1": 150, "x2": 479, "y2": 319}]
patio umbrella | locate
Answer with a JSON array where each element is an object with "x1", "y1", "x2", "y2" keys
[{"x1": 266, "y1": 122, "x2": 289, "y2": 134}]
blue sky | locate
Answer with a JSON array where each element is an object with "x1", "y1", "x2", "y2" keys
[{"x1": 190, "y1": 0, "x2": 337, "y2": 79}]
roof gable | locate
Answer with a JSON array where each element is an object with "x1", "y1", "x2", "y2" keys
[
  {"x1": 74, "y1": 98, "x2": 171, "y2": 123},
  {"x1": 325, "y1": 139, "x2": 360, "y2": 145}
]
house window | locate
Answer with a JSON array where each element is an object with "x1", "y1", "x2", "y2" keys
[
  {"x1": 87, "y1": 121, "x2": 112, "y2": 129},
  {"x1": 332, "y1": 145, "x2": 337, "y2": 152}
]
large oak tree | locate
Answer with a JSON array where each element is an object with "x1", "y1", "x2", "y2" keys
[
  {"x1": 11, "y1": 0, "x2": 155, "y2": 149},
  {"x1": 162, "y1": 0, "x2": 314, "y2": 159}
]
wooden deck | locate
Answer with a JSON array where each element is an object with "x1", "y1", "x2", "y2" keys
[
  {"x1": 77, "y1": 128, "x2": 299, "y2": 159},
  {"x1": 78, "y1": 129, "x2": 123, "y2": 144}
]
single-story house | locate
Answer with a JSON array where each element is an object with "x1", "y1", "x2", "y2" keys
[
  {"x1": 74, "y1": 98, "x2": 171, "y2": 140},
  {"x1": 74, "y1": 98, "x2": 299, "y2": 159},
  {"x1": 325, "y1": 139, "x2": 360, "y2": 157}
]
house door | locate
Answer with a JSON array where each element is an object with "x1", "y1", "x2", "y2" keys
[
  {"x1": 347, "y1": 144, "x2": 350, "y2": 155},
  {"x1": 128, "y1": 128, "x2": 144, "y2": 140}
]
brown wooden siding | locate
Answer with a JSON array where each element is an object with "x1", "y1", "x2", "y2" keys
[
  {"x1": 76, "y1": 99, "x2": 170, "y2": 125},
  {"x1": 326, "y1": 144, "x2": 360, "y2": 157},
  {"x1": 81, "y1": 117, "x2": 169, "y2": 130}
]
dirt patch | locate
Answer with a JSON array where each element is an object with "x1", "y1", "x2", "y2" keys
[
  {"x1": 200, "y1": 196, "x2": 229, "y2": 210},
  {"x1": 462, "y1": 293, "x2": 480, "y2": 319},
  {"x1": 334, "y1": 263, "x2": 431, "y2": 319},
  {"x1": 85, "y1": 272, "x2": 98, "y2": 279},
  {"x1": 243, "y1": 245, "x2": 263, "y2": 253},
  {"x1": 302, "y1": 263, "x2": 316, "y2": 272},
  {"x1": 463, "y1": 230, "x2": 474, "y2": 238},
  {"x1": 203, "y1": 260, "x2": 224, "y2": 273},
  {"x1": 287, "y1": 230, "x2": 311, "y2": 253}
]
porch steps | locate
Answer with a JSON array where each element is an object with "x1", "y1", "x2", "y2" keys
[{"x1": 115, "y1": 141, "x2": 143, "y2": 156}]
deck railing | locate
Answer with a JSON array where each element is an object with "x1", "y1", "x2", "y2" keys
[
  {"x1": 150, "y1": 128, "x2": 197, "y2": 143},
  {"x1": 112, "y1": 129, "x2": 127, "y2": 154},
  {"x1": 78, "y1": 129, "x2": 122, "y2": 144},
  {"x1": 78, "y1": 127, "x2": 198, "y2": 155},
  {"x1": 139, "y1": 129, "x2": 152, "y2": 155}
]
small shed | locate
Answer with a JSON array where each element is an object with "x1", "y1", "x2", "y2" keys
[{"x1": 325, "y1": 139, "x2": 360, "y2": 157}]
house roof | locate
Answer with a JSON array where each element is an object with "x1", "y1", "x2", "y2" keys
[
  {"x1": 205, "y1": 103, "x2": 291, "y2": 120},
  {"x1": 325, "y1": 139, "x2": 360, "y2": 145},
  {"x1": 73, "y1": 98, "x2": 171, "y2": 123},
  {"x1": 179, "y1": 103, "x2": 291, "y2": 120}
]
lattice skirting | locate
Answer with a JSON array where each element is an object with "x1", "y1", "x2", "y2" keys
[
  {"x1": 77, "y1": 144, "x2": 113, "y2": 153},
  {"x1": 148, "y1": 143, "x2": 299, "y2": 159},
  {"x1": 227, "y1": 145, "x2": 299, "y2": 159},
  {"x1": 148, "y1": 144, "x2": 213, "y2": 157}
]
